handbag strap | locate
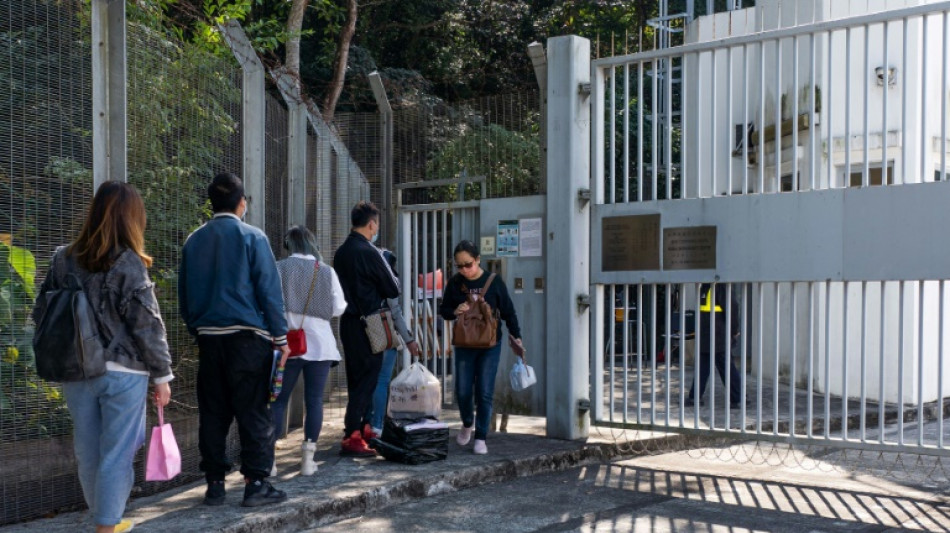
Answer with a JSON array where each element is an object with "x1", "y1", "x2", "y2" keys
[{"x1": 288, "y1": 261, "x2": 319, "y2": 330}]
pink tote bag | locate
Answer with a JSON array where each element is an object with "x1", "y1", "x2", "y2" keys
[{"x1": 145, "y1": 405, "x2": 181, "y2": 481}]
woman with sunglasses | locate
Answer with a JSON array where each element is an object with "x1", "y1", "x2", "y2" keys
[{"x1": 439, "y1": 240, "x2": 522, "y2": 455}]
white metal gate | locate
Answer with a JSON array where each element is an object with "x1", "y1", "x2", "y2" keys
[
  {"x1": 589, "y1": 2, "x2": 950, "y2": 456},
  {"x1": 395, "y1": 189, "x2": 480, "y2": 405}
]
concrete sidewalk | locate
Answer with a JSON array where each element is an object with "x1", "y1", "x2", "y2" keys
[{"x1": 2, "y1": 412, "x2": 681, "y2": 533}]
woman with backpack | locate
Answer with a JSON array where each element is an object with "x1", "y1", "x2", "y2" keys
[
  {"x1": 32, "y1": 181, "x2": 173, "y2": 533},
  {"x1": 439, "y1": 240, "x2": 523, "y2": 455},
  {"x1": 271, "y1": 225, "x2": 347, "y2": 475}
]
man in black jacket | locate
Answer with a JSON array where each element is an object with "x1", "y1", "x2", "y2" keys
[
  {"x1": 687, "y1": 283, "x2": 744, "y2": 408},
  {"x1": 333, "y1": 201, "x2": 401, "y2": 456}
]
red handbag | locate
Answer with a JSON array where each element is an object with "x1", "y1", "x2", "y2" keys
[
  {"x1": 286, "y1": 263, "x2": 319, "y2": 357},
  {"x1": 286, "y1": 329, "x2": 307, "y2": 356}
]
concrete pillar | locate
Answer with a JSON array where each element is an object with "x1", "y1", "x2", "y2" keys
[
  {"x1": 91, "y1": 0, "x2": 127, "y2": 188},
  {"x1": 545, "y1": 35, "x2": 591, "y2": 440},
  {"x1": 219, "y1": 21, "x2": 266, "y2": 230}
]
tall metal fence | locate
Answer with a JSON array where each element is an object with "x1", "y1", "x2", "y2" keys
[
  {"x1": 392, "y1": 91, "x2": 543, "y2": 205},
  {"x1": 2, "y1": 0, "x2": 352, "y2": 524},
  {"x1": 1, "y1": 0, "x2": 541, "y2": 525}
]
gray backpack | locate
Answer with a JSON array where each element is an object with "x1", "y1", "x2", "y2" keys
[{"x1": 32, "y1": 256, "x2": 108, "y2": 382}]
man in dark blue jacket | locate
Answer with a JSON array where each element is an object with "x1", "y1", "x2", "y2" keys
[
  {"x1": 179, "y1": 173, "x2": 290, "y2": 508},
  {"x1": 334, "y1": 201, "x2": 401, "y2": 456}
]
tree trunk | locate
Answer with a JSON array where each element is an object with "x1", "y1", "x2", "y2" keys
[
  {"x1": 322, "y1": 0, "x2": 358, "y2": 124},
  {"x1": 285, "y1": 0, "x2": 309, "y2": 86}
]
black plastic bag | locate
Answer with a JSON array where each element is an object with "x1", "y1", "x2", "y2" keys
[{"x1": 370, "y1": 416, "x2": 448, "y2": 465}]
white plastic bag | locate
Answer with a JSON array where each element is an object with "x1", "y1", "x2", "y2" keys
[
  {"x1": 388, "y1": 362, "x2": 442, "y2": 419},
  {"x1": 509, "y1": 357, "x2": 536, "y2": 392}
]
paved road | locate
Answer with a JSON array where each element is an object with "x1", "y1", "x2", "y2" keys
[
  {"x1": 310, "y1": 465, "x2": 920, "y2": 532},
  {"x1": 311, "y1": 433, "x2": 950, "y2": 533}
]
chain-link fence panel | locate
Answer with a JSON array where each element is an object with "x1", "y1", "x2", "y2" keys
[
  {"x1": 1, "y1": 0, "x2": 93, "y2": 524},
  {"x1": 393, "y1": 91, "x2": 542, "y2": 205}
]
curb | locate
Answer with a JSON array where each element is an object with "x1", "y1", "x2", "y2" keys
[{"x1": 222, "y1": 434, "x2": 689, "y2": 533}]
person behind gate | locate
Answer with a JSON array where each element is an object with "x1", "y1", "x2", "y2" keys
[
  {"x1": 333, "y1": 201, "x2": 401, "y2": 456},
  {"x1": 33, "y1": 181, "x2": 173, "y2": 533},
  {"x1": 687, "y1": 282, "x2": 745, "y2": 408},
  {"x1": 439, "y1": 239, "x2": 523, "y2": 455},
  {"x1": 364, "y1": 248, "x2": 422, "y2": 439},
  {"x1": 271, "y1": 225, "x2": 347, "y2": 475},
  {"x1": 179, "y1": 172, "x2": 290, "y2": 508}
]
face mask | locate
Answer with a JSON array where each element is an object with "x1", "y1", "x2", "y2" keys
[
  {"x1": 371, "y1": 232, "x2": 379, "y2": 243},
  {"x1": 241, "y1": 207, "x2": 247, "y2": 222}
]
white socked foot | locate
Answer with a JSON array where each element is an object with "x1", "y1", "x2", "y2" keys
[{"x1": 301, "y1": 440, "x2": 318, "y2": 476}]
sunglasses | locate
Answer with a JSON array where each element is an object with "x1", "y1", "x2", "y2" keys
[{"x1": 455, "y1": 260, "x2": 476, "y2": 270}]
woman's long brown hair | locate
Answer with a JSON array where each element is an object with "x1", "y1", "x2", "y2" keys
[{"x1": 69, "y1": 181, "x2": 152, "y2": 272}]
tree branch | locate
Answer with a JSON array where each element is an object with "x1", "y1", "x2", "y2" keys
[{"x1": 322, "y1": 0, "x2": 358, "y2": 124}]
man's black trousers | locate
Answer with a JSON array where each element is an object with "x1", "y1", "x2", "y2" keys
[
  {"x1": 196, "y1": 332, "x2": 275, "y2": 481},
  {"x1": 340, "y1": 313, "x2": 383, "y2": 436}
]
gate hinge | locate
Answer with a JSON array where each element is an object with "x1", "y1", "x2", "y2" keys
[
  {"x1": 576, "y1": 293, "x2": 591, "y2": 312},
  {"x1": 577, "y1": 398, "x2": 591, "y2": 412},
  {"x1": 578, "y1": 82, "x2": 591, "y2": 97},
  {"x1": 577, "y1": 187, "x2": 591, "y2": 208}
]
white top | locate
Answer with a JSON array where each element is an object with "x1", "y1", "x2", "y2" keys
[{"x1": 285, "y1": 254, "x2": 347, "y2": 361}]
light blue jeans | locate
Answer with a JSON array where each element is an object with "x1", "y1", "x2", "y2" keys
[
  {"x1": 63, "y1": 370, "x2": 148, "y2": 526},
  {"x1": 367, "y1": 348, "x2": 397, "y2": 430},
  {"x1": 454, "y1": 343, "x2": 502, "y2": 441}
]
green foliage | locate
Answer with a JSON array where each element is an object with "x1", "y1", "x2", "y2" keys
[
  {"x1": 0, "y1": 357, "x2": 72, "y2": 440},
  {"x1": 426, "y1": 123, "x2": 540, "y2": 201},
  {"x1": 0, "y1": 242, "x2": 68, "y2": 441},
  {"x1": 0, "y1": 242, "x2": 36, "y2": 365}
]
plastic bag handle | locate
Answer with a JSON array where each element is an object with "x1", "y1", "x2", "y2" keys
[{"x1": 157, "y1": 404, "x2": 164, "y2": 426}]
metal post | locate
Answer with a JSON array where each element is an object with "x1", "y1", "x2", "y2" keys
[
  {"x1": 274, "y1": 71, "x2": 308, "y2": 227},
  {"x1": 92, "y1": 0, "x2": 127, "y2": 188},
  {"x1": 546, "y1": 35, "x2": 590, "y2": 440},
  {"x1": 220, "y1": 21, "x2": 266, "y2": 230},
  {"x1": 368, "y1": 72, "x2": 395, "y2": 247}
]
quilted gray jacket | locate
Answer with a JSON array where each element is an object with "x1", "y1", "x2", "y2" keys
[{"x1": 32, "y1": 246, "x2": 174, "y2": 383}]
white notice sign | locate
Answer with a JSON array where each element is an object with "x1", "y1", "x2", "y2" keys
[
  {"x1": 519, "y1": 218, "x2": 542, "y2": 257},
  {"x1": 480, "y1": 236, "x2": 495, "y2": 256}
]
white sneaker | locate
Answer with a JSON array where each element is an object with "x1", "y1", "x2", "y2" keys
[
  {"x1": 274, "y1": 438, "x2": 291, "y2": 450},
  {"x1": 270, "y1": 462, "x2": 277, "y2": 477},
  {"x1": 301, "y1": 440, "x2": 317, "y2": 476},
  {"x1": 473, "y1": 439, "x2": 487, "y2": 455},
  {"x1": 456, "y1": 425, "x2": 474, "y2": 446}
]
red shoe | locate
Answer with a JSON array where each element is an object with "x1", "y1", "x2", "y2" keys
[
  {"x1": 340, "y1": 431, "x2": 376, "y2": 457},
  {"x1": 362, "y1": 423, "x2": 380, "y2": 441}
]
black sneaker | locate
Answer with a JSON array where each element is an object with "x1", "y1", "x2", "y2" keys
[
  {"x1": 241, "y1": 479, "x2": 287, "y2": 508},
  {"x1": 204, "y1": 480, "x2": 226, "y2": 506}
]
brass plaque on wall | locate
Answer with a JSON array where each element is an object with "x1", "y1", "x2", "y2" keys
[
  {"x1": 601, "y1": 214, "x2": 661, "y2": 271},
  {"x1": 663, "y1": 226, "x2": 717, "y2": 270}
]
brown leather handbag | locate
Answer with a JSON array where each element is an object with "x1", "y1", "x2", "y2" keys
[{"x1": 452, "y1": 273, "x2": 499, "y2": 348}]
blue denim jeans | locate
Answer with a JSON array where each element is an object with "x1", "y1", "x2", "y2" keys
[
  {"x1": 366, "y1": 348, "x2": 397, "y2": 430},
  {"x1": 454, "y1": 343, "x2": 502, "y2": 440},
  {"x1": 63, "y1": 370, "x2": 148, "y2": 526},
  {"x1": 271, "y1": 358, "x2": 333, "y2": 442}
]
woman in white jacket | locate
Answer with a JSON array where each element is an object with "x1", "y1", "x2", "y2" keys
[{"x1": 272, "y1": 226, "x2": 347, "y2": 475}]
